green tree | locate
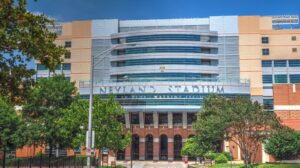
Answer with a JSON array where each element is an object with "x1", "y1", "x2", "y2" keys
[
  {"x1": 70, "y1": 95, "x2": 131, "y2": 155},
  {"x1": 265, "y1": 126, "x2": 300, "y2": 160},
  {"x1": 193, "y1": 94, "x2": 280, "y2": 168},
  {"x1": 0, "y1": 0, "x2": 67, "y2": 103},
  {"x1": 22, "y1": 75, "x2": 78, "y2": 157},
  {"x1": 181, "y1": 137, "x2": 204, "y2": 159},
  {"x1": 0, "y1": 96, "x2": 24, "y2": 166}
]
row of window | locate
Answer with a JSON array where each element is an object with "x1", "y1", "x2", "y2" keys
[
  {"x1": 37, "y1": 63, "x2": 71, "y2": 71},
  {"x1": 36, "y1": 76, "x2": 70, "y2": 81},
  {"x1": 112, "y1": 34, "x2": 218, "y2": 43},
  {"x1": 129, "y1": 113, "x2": 197, "y2": 125},
  {"x1": 261, "y1": 36, "x2": 297, "y2": 44},
  {"x1": 262, "y1": 48, "x2": 297, "y2": 56},
  {"x1": 114, "y1": 46, "x2": 218, "y2": 55},
  {"x1": 262, "y1": 74, "x2": 300, "y2": 84},
  {"x1": 111, "y1": 73, "x2": 218, "y2": 82},
  {"x1": 262, "y1": 60, "x2": 300, "y2": 67},
  {"x1": 111, "y1": 58, "x2": 218, "y2": 67}
]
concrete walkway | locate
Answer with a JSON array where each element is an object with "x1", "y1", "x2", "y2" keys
[{"x1": 117, "y1": 161, "x2": 189, "y2": 168}]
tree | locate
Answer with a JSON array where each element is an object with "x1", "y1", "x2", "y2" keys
[
  {"x1": 0, "y1": 0, "x2": 67, "y2": 103},
  {"x1": 70, "y1": 95, "x2": 131, "y2": 155},
  {"x1": 181, "y1": 137, "x2": 204, "y2": 159},
  {"x1": 22, "y1": 75, "x2": 78, "y2": 157},
  {"x1": 0, "y1": 96, "x2": 24, "y2": 167},
  {"x1": 193, "y1": 94, "x2": 280, "y2": 168},
  {"x1": 265, "y1": 126, "x2": 300, "y2": 160}
]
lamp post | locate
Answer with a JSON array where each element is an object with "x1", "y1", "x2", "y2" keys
[{"x1": 86, "y1": 43, "x2": 136, "y2": 168}]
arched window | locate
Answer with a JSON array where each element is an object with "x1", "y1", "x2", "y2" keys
[
  {"x1": 145, "y1": 134, "x2": 153, "y2": 160},
  {"x1": 159, "y1": 134, "x2": 168, "y2": 160},
  {"x1": 174, "y1": 135, "x2": 182, "y2": 160},
  {"x1": 131, "y1": 134, "x2": 139, "y2": 160}
]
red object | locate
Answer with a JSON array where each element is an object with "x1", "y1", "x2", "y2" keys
[{"x1": 184, "y1": 155, "x2": 188, "y2": 164}]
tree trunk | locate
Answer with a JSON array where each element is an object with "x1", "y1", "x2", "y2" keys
[{"x1": 49, "y1": 144, "x2": 52, "y2": 168}]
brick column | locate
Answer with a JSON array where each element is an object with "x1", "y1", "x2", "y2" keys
[
  {"x1": 168, "y1": 112, "x2": 173, "y2": 128},
  {"x1": 125, "y1": 144, "x2": 131, "y2": 161},
  {"x1": 139, "y1": 112, "x2": 144, "y2": 128},
  {"x1": 183, "y1": 112, "x2": 187, "y2": 129},
  {"x1": 168, "y1": 138, "x2": 174, "y2": 161},
  {"x1": 153, "y1": 112, "x2": 158, "y2": 128},
  {"x1": 153, "y1": 137, "x2": 159, "y2": 160},
  {"x1": 139, "y1": 138, "x2": 145, "y2": 160},
  {"x1": 125, "y1": 112, "x2": 130, "y2": 129}
]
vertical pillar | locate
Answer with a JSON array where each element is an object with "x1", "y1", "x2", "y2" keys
[
  {"x1": 153, "y1": 137, "x2": 159, "y2": 160},
  {"x1": 153, "y1": 112, "x2": 158, "y2": 128},
  {"x1": 125, "y1": 144, "x2": 131, "y2": 161},
  {"x1": 262, "y1": 143, "x2": 269, "y2": 163},
  {"x1": 224, "y1": 140, "x2": 230, "y2": 152},
  {"x1": 139, "y1": 138, "x2": 145, "y2": 160},
  {"x1": 183, "y1": 112, "x2": 187, "y2": 129},
  {"x1": 168, "y1": 112, "x2": 173, "y2": 128},
  {"x1": 168, "y1": 138, "x2": 174, "y2": 161},
  {"x1": 237, "y1": 143, "x2": 241, "y2": 160},
  {"x1": 125, "y1": 112, "x2": 130, "y2": 129},
  {"x1": 139, "y1": 112, "x2": 144, "y2": 128}
]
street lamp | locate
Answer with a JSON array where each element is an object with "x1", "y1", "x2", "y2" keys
[{"x1": 86, "y1": 43, "x2": 136, "y2": 168}]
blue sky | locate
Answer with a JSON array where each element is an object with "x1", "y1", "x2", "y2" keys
[
  {"x1": 26, "y1": 0, "x2": 300, "y2": 68},
  {"x1": 28, "y1": 0, "x2": 300, "y2": 21}
]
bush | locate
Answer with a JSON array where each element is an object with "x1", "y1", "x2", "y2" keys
[
  {"x1": 204, "y1": 151, "x2": 218, "y2": 160},
  {"x1": 222, "y1": 152, "x2": 233, "y2": 161},
  {"x1": 215, "y1": 153, "x2": 228, "y2": 164}
]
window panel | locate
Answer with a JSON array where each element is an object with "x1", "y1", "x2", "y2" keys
[
  {"x1": 290, "y1": 74, "x2": 300, "y2": 83},
  {"x1": 131, "y1": 113, "x2": 139, "y2": 124},
  {"x1": 261, "y1": 37, "x2": 269, "y2": 44},
  {"x1": 262, "y1": 60, "x2": 272, "y2": 67},
  {"x1": 262, "y1": 48, "x2": 269, "y2": 55},
  {"x1": 289, "y1": 60, "x2": 300, "y2": 67},
  {"x1": 274, "y1": 74, "x2": 287, "y2": 83},
  {"x1": 274, "y1": 60, "x2": 287, "y2": 67},
  {"x1": 65, "y1": 41, "x2": 72, "y2": 48},
  {"x1": 263, "y1": 75, "x2": 273, "y2": 84},
  {"x1": 62, "y1": 63, "x2": 71, "y2": 70},
  {"x1": 173, "y1": 113, "x2": 182, "y2": 124},
  {"x1": 37, "y1": 64, "x2": 48, "y2": 70},
  {"x1": 159, "y1": 113, "x2": 168, "y2": 124},
  {"x1": 263, "y1": 99, "x2": 273, "y2": 110}
]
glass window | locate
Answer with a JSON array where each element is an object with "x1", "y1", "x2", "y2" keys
[
  {"x1": 290, "y1": 74, "x2": 300, "y2": 83},
  {"x1": 292, "y1": 36, "x2": 297, "y2": 41},
  {"x1": 274, "y1": 60, "x2": 287, "y2": 67},
  {"x1": 173, "y1": 113, "x2": 182, "y2": 124},
  {"x1": 263, "y1": 75, "x2": 273, "y2": 84},
  {"x1": 274, "y1": 74, "x2": 287, "y2": 83},
  {"x1": 37, "y1": 64, "x2": 48, "y2": 70},
  {"x1": 144, "y1": 113, "x2": 153, "y2": 124},
  {"x1": 187, "y1": 113, "x2": 197, "y2": 124},
  {"x1": 263, "y1": 99, "x2": 273, "y2": 110},
  {"x1": 262, "y1": 48, "x2": 270, "y2": 55},
  {"x1": 131, "y1": 113, "x2": 139, "y2": 124},
  {"x1": 289, "y1": 60, "x2": 300, "y2": 67},
  {"x1": 261, "y1": 37, "x2": 269, "y2": 44},
  {"x1": 292, "y1": 48, "x2": 297, "y2": 53},
  {"x1": 65, "y1": 41, "x2": 72, "y2": 48},
  {"x1": 262, "y1": 60, "x2": 272, "y2": 67},
  {"x1": 62, "y1": 63, "x2": 71, "y2": 70},
  {"x1": 64, "y1": 52, "x2": 71, "y2": 59},
  {"x1": 159, "y1": 113, "x2": 168, "y2": 124}
]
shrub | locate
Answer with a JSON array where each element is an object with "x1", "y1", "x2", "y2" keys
[
  {"x1": 215, "y1": 153, "x2": 228, "y2": 164},
  {"x1": 222, "y1": 152, "x2": 234, "y2": 161},
  {"x1": 204, "y1": 151, "x2": 218, "y2": 160}
]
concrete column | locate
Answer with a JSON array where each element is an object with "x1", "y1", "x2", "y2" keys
[
  {"x1": 139, "y1": 138, "x2": 145, "y2": 160},
  {"x1": 125, "y1": 144, "x2": 131, "y2": 160},
  {"x1": 262, "y1": 143, "x2": 269, "y2": 163},
  {"x1": 153, "y1": 138, "x2": 159, "y2": 160},
  {"x1": 168, "y1": 112, "x2": 173, "y2": 128},
  {"x1": 153, "y1": 112, "x2": 158, "y2": 128},
  {"x1": 237, "y1": 143, "x2": 241, "y2": 160},
  {"x1": 224, "y1": 140, "x2": 230, "y2": 152},
  {"x1": 125, "y1": 112, "x2": 130, "y2": 129},
  {"x1": 139, "y1": 112, "x2": 144, "y2": 128},
  {"x1": 183, "y1": 112, "x2": 187, "y2": 128},
  {"x1": 168, "y1": 138, "x2": 174, "y2": 161}
]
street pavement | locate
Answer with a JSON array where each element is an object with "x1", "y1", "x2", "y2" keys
[{"x1": 117, "y1": 161, "x2": 189, "y2": 168}]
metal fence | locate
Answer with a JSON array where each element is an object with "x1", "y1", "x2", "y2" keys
[{"x1": 3, "y1": 155, "x2": 98, "y2": 168}]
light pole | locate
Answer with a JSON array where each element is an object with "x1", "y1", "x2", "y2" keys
[{"x1": 86, "y1": 43, "x2": 136, "y2": 168}]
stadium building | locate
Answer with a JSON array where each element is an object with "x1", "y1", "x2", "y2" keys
[{"x1": 17, "y1": 15, "x2": 300, "y2": 163}]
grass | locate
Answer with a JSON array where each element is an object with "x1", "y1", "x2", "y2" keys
[{"x1": 208, "y1": 163, "x2": 300, "y2": 168}]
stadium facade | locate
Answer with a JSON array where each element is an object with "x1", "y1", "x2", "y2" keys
[{"x1": 21, "y1": 15, "x2": 300, "y2": 163}]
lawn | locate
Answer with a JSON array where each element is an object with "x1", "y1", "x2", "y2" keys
[{"x1": 208, "y1": 163, "x2": 300, "y2": 168}]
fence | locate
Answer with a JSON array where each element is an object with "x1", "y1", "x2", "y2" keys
[{"x1": 3, "y1": 155, "x2": 98, "y2": 168}]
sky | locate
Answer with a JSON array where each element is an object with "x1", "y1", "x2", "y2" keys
[{"x1": 26, "y1": 0, "x2": 300, "y2": 68}]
